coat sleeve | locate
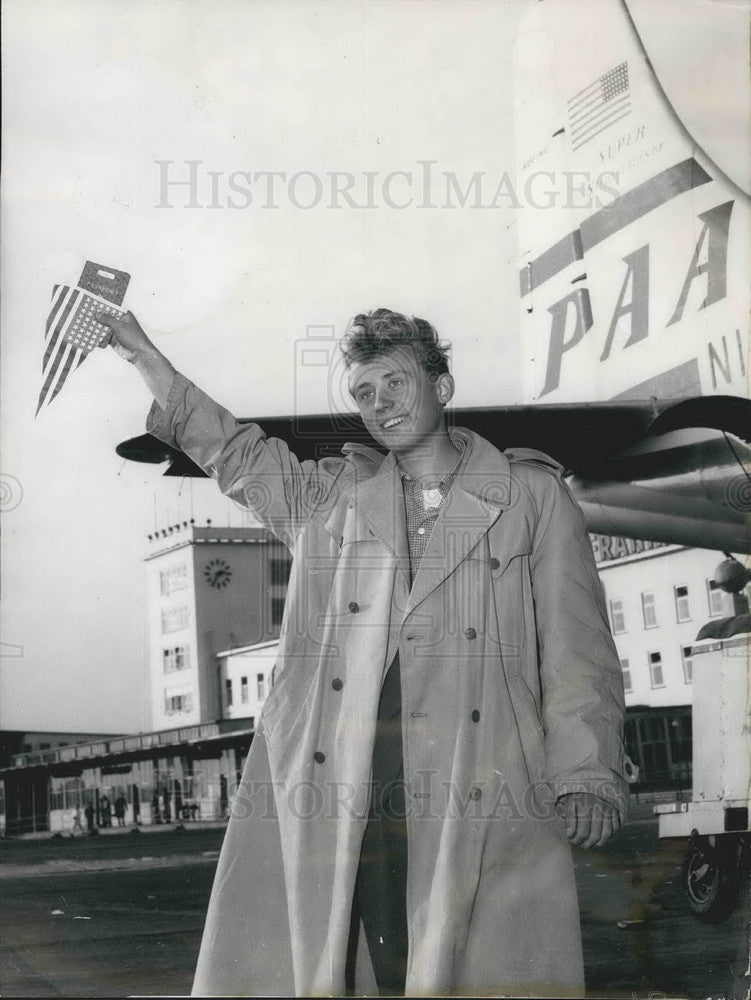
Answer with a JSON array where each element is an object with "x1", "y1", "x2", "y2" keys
[
  {"x1": 145, "y1": 370, "x2": 347, "y2": 549},
  {"x1": 525, "y1": 464, "x2": 630, "y2": 820}
]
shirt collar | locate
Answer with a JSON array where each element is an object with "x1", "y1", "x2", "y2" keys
[{"x1": 400, "y1": 438, "x2": 466, "y2": 490}]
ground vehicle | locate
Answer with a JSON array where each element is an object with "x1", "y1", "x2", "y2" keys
[{"x1": 656, "y1": 610, "x2": 751, "y2": 922}]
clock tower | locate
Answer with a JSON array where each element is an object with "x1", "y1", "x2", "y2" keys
[{"x1": 144, "y1": 522, "x2": 291, "y2": 730}]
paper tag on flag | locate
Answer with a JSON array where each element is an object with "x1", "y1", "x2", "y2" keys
[{"x1": 36, "y1": 263, "x2": 131, "y2": 416}]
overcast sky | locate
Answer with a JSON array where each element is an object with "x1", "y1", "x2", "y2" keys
[{"x1": 0, "y1": 0, "x2": 527, "y2": 733}]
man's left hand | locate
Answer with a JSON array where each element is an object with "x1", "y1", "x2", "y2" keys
[{"x1": 556, "y1": 792, "x2": 621, "y2": 848}]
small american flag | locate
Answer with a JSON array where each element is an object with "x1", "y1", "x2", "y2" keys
[
  {"x1": 36, "y1": 285, "x2": 123, "y2": 416},
  {"x1": 568, "y1": 62, "x2": 631, "y2": 152}
]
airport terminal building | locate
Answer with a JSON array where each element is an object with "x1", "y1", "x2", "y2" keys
[
  {"x1": 0, "y1": 523, "x2": 742, "y2": 834},
  {"x1": 592, "y1": 534, "x2": 739, "y2": 792},
  {"x1": 0, "y1": 522, "x2": 286, "y2": 836}
]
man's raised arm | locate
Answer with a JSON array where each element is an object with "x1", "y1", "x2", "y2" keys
[
  {"x1": 96, "y1": 310, "x2": 175, "y2": 409},
  {"x1": 96, "y1": 311, "x2": 347, "y2": 548}
]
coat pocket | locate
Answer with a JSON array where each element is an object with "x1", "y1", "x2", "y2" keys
[
  {"x1": 508, "y1": 673, "x2": 544, "y2": 732},
  {"x1": 485, "y1": 521, "x2": 532, "y2": 578},
  {"x1": 466, "y1": 543, "x2": 532, "y2": 579},
  {"x1": 507, "y1": 673, "x2": 546, "y2": 780}
]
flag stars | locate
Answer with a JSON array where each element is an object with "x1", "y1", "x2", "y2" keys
[
  {"x1": 601, "y1": 63, "x2": 629, "y2": 101},
  {"x1": 65, "y1": 295, "x2": 122, "y2": 352}
]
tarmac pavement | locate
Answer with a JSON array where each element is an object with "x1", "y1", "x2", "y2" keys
[{"x1": 0, "y1": 808, "x2": 749, "y2": 998}]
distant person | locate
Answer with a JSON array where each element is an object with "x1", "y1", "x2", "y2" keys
[
  {"x1": 71, "y1": 805, "x2": 84, "y2": 835},
  {"x1": 100, "y1": 794, "x2": 112, "y2": 828},
  {"x1": 151, "y1": 792, "x2": 161, "y2": 824},
  {"x1": 100, "y1": 307, "x2": 629, "y2": 997},
  {"x1": 114, "y1": 794, "x2": 127, "y2": 827},
  {"x1": 84, "y1": 800, "x2": 95, "y2": 834}
]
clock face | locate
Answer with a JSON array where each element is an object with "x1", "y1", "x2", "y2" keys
[{"x1": 204, "y1": 558, "x2": 232, "y2": 589}]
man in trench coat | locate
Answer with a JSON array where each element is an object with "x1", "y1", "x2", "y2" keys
[{"x1": 101, "y1": 307, "x2": 630, "y2": 998}]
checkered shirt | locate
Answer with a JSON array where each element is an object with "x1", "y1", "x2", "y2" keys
[{"x1": 400, "y1": 445, "x2": 464, "y2": 584}]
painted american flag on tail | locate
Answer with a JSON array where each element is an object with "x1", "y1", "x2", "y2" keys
[
  {"x1": 36, "y1": 285, "x2": 124, "y2": 416},
  {"x1": 567, "y1": 61, "x2": 631, "y2": 152}
]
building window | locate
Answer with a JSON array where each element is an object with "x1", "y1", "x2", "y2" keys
[
  {"x1": 160, "y1": 564, "x2": 188, "y2": 596},
  {"x1": 257, "y1": 672, "x2": 266, "y2": 702},
  {"x1": 641, "y1": 592, "x2": 658, "y2": 629},
  {"x1": 681, "y1": 645, "x2": 694, "y2": 684},
  {"x1": 240, "y1": 676, "x2": 249, "y2": 704},
  {"x1": 620, "y1": 658, "x2": 632, "y2": 693},
  {"x1": 270, "y1": 558, "x2": 292, "y2": 586},
  {"x1": 163, "y1": 646, "x2": 189, "y2": 673},
  {"x1": 609, "y1": 598, "x2": 626, "y2": 634},
  {"x1": 225, "y1": 678, "x2": 233, "y2": 707},
  {"x1": 161, "y1": 605, "x2": 189, "y2": 633},
  {"x1": 165, "y1": 685, "x2": 193, "y2": 715},
  {"x1": 648, "y1": 651, "x2": 664, "y2": 688},
  {"x1": 674, "y1": 585, "x2": 691, "y2": 623},
  {"x1": 271, "y1": 597, "x2": 286, "y2": 626},
  {"x1": 707, "y1": 578, "x2": 724, "y2": 616}
]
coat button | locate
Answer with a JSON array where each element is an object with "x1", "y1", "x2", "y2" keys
[
  {"x1": 464, "y1": 627, "x2": 477, "y2": 640},
  {"x1": 471, "y1": 709, "x2": 480, "y2": 723},
  {"x1": 313, "y1": 751, "x2": 326, "y2": 764},
  {"x1": 490, "y1": 557, "x2": 500, "y2": 570},
  {"x1": 348, "y1": 601, "x2": 360, "y2": 613},
  {"x1": 331, "y1": 678, "x2": 343, "y2": 691},
  {"x1": 470, "y1": 787, "x2": 482, "y2": 800}
]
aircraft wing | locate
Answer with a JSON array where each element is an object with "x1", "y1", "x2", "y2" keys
[{"x1": 116, "y1": 393, "x2": 751, "y2": 553}]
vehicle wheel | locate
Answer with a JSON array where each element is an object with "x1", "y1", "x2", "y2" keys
[{"x1": 682, "y1": 837, "x2": 738, "y2": 923}]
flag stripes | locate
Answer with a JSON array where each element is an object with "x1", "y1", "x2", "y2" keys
[
  {"x1": 43, "y1": 286, "x2": 78, "y2": 369},
  {"x1": 37, "y1": 287, "x2": 84, "y2": 414}
]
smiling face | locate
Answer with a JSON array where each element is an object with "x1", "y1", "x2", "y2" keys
[{"x1": 348, "y1": 344, "x2": 455, "y2": 456}]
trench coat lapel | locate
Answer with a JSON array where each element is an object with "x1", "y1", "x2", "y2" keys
[
  {"x1": 348, "y1": 451, "x2": 412, "y2": 587},
  {"x1": 403, "y1": 486, "x2": 500, "y2": 616},
  {"x1": 405, "y1": 428, "x2": 513, "y2": 617}
]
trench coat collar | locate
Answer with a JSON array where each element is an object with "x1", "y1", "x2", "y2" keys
[{"x1": 333, "y1": 427, "x2": 514, "y2": 611}]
